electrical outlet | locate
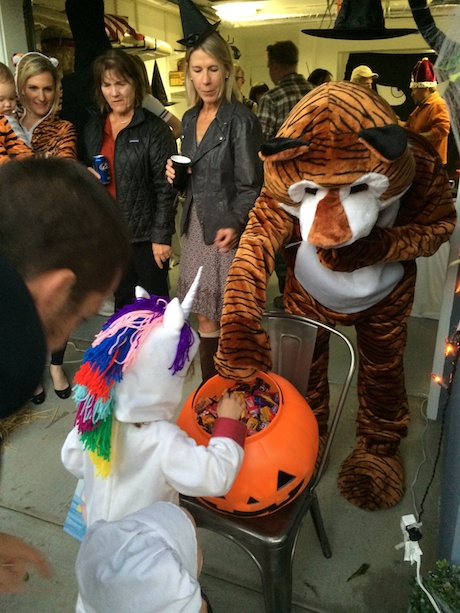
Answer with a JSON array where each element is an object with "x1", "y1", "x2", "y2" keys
[{"x1": 397, "y1": 515, "x2": 424, "y2": 564}]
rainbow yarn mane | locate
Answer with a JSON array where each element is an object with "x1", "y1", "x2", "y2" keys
[{"x1": 73, "y1": 295, "x2": 196, "y2": 477}]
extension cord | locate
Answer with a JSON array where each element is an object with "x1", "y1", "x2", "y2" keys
[
  {"x1": 395, "y1": 514, "x2": 442, "y2": 613},
  {"x1": 399, "y1": 514, "x2": 423, "y2": 563}
]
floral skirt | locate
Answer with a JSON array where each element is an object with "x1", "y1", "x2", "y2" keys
[{"x1": 177, "y1": 203, "x2": 236, "y2": 321}]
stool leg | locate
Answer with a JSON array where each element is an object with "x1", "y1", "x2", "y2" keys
[
  {"x1": 310, "y1": 494, "x2": 331, "y2": 558},
  {"x1": 254, "y1": 541, "x2": 294, "y2": 613}
]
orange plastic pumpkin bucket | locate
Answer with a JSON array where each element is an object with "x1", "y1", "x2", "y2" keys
[{"x1": 177, "y1": 371, "x2": 319, "y2": 516}]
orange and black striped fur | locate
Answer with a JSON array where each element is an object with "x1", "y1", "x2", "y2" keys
[
  {"x1": 14, "y1": 94, "x2": 77, "y2": 160},
  {"x1": 216, "y1": 82, "x2": 456, "y2": 511},
  {"x1": 0, "y1": 115, "x2": 33, "y2": 163},
  {"x1": 25, "y1": 114, "x2": 76, "y2": 159},
  {"x1": 18, "y1": 116, "x2": 77, "y2": 159}
]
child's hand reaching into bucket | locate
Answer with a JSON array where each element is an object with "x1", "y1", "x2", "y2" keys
[{"x1": 216, "y1": 391, "x2": 246, "y2": 421}]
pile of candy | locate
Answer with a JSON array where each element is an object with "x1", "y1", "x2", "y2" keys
[{"x1": 195, "y1": 378, "x2": 280, "y2": 436}]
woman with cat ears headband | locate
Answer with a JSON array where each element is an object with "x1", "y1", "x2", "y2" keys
[{"x1": 13, "y1": 50, "x2": 77, "y2": 405}]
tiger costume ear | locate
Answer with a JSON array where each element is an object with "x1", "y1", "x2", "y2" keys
[
  {"x1": 259, "y1": 137, "x2": 310, "y2": 162},
  {"x1": 358, "y1": 124, "x2": 408, "y2": 163}
]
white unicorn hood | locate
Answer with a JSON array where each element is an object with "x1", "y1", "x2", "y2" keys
[
  {"x1": 72, "y1": 269, "x2": 202, "y2": 475},
  {"x1": 115, "y1": 282, "x2": 201, "y2": 423}
]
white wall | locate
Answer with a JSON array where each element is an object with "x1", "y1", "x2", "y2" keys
[{"x1": 0, "y1": 0, "x2": 28, "y2": 64}]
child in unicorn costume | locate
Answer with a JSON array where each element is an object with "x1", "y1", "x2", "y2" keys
[
  {"x1": 76, "y1": 502, "x2": 207, "y2": 613},
  {"x1": 61, "y1": 268, "x2": 247, "y2": 529}
]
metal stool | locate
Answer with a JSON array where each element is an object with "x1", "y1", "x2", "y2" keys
[{"x1": 181, "y1": 312, "x2": 356, "y2": 613}]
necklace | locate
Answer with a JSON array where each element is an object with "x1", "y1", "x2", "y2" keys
[{"x1": 114, "y1": 113, "x2": 132, "y2": 125}]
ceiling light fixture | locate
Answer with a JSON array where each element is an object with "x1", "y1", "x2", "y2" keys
[{"x1": 213, "y1": 1, "x2": 261, "y2": 21}]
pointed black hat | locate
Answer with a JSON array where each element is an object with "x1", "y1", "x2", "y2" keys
[
  {"x1": 177, "y1": 0, "x2": 220, "y2": 48},
  {"x1": 302, "y1": 0, "x2": 418, "y2": 40},
  {"x1": 151, "y1": 61, "x2": 175, "y2": 107}
]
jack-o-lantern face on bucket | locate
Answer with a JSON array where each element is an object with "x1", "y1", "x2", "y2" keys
[{"x1": 177, "y1": 371, "x2": 319, "y2": 516}]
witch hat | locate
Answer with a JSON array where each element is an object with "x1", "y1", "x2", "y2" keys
[
  {"x1": 177, "y1": 0, "x2": 220, "y2": 47},
  {"x1": 151, "y1": 61, "x2": 175, "y2": 107},
  {"x1": 303, "y1": 0, "x2": 417, "y2": 40}
]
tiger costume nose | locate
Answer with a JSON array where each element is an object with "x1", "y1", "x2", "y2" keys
[{"x1": 308, "y1": 189, "x2": 352, "y2": 247}]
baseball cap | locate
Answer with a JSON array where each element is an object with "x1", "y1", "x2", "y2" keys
[{"x1": 350, "y1": 65, "x2": 379, "y2": 82}]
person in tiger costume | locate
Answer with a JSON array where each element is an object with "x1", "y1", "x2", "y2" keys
[
  {"x1": 13, "y1": 51, "x2": 77, "y2": 405},
  {"x1": 215, "y1": 81, "x2": 456, "y2": 511}
]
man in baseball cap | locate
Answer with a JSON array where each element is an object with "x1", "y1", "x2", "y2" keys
[{"x1": 350, "y1": 64, "x2": 379, "y2": 88}]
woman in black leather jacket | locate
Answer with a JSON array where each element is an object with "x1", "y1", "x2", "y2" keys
[
  {"x1": 84, "y1": 49, "x2": 177, "y2": 309},
  {"x1": 166, "y1": 32, "x2": 263, "y2": 382}
]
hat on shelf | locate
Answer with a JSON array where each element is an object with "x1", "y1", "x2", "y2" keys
[
  {"x1": 350, "y1": 65, "x2": 379, "y2": 82},
  {"x1": 151, "y1": 61, "x2": 175, "y2": 106},
  {"x1": 177, "y1": 0, "x2": 220, "y2": 48},
  {"x1": 302, "y1": 0, "x2": 418, "y2": 40},
  {"x1": 410, "y1": 57, "x2": 438, "y2": 88}
]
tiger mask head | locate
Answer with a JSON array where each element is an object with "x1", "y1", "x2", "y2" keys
[{"x1": 260, "y1": 81, "x2": 416, "y2": 248}]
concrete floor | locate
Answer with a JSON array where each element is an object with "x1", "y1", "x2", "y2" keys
[{"x1": 0, "y1": 268, "x2": 443, "y2": 613}]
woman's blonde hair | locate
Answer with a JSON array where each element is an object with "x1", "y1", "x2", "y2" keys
[
  {"x1": 16, "y1": 53, "x2": 61, "y2": 118},
  {"x1": 185, "y1": 33, "x2": 238, "y2": 106}
]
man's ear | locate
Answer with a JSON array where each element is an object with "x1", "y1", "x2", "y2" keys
[{"x1": 26, "y1": 269, "x2": 77, "y2": 317}]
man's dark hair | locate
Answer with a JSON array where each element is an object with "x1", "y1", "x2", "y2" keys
[
  {"x1": 0, "y1": 157, "x2": 131, "y2": 306},
  {"x1": 267, "y1": 41, "x2": 299, "y2": 66},
  {"x1": 307, "y1": 68, "x2": 333, "y2": 87},
  {"x1": 249, "y1": 82, "x2": 270, "y2": 103}
]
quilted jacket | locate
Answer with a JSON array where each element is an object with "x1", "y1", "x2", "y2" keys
[{"x1": 83, "y1": 106, "x2": 177, "y2": 244}]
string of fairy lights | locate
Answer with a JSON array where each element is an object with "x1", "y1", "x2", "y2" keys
[{"x1": 418, "y1": 319, "x2": 460, "y2": 524}]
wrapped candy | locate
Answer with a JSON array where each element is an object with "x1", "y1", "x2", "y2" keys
[{"x1": 195, "y1": 377, "x2": 279, "y2": 435}]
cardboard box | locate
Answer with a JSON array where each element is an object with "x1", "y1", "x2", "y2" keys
[{"x1": 169, "y1": 71, "x2": 185, "y2": 87}]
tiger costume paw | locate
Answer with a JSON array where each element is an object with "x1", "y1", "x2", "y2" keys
[{"x1": 337, "y1": 448, "x2": 405, "y2": 510}]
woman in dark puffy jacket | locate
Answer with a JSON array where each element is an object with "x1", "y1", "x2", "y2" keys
[{"x1": 84, "y1": 49, "x2": 177, "y2": 309}]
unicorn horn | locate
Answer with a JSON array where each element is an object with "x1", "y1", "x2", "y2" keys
[
  {"x1": 181, "y1": 266, "x2": 203, "y2": 317},
  {"x1": 135, "y1": 286, "x2": 150, "y2": 300}
]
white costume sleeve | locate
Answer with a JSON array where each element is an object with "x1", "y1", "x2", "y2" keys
[
  {"x1": 160, "y1": 424, "x2": 244, "y2": 497},
  {"x1": 142, "y1": 93, "x2": 172, "y2": 123},
  {"x1": 61, "y1": 426, "x2": 85, "y2": 479}
]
